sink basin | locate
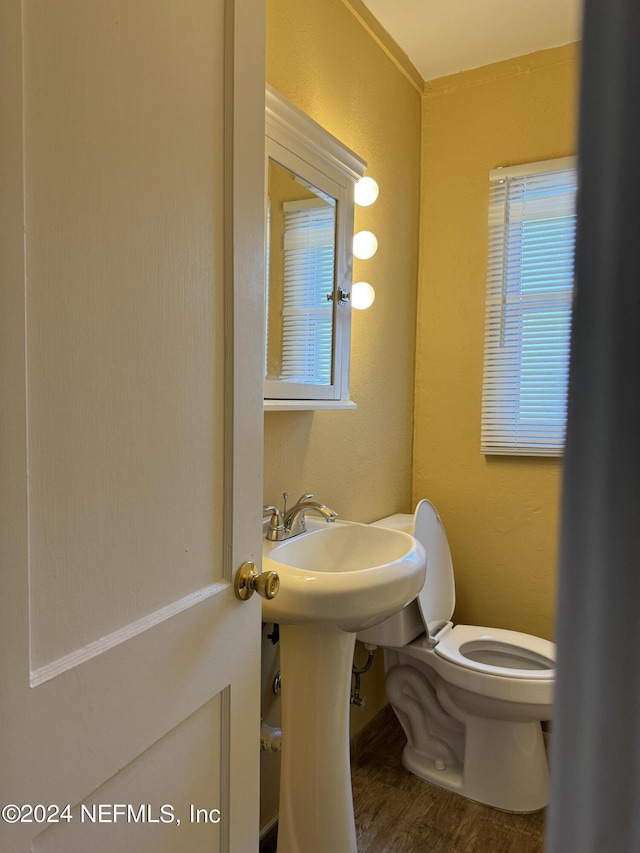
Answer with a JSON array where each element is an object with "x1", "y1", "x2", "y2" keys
[{"x1": 262, "y1": 517, "x2": 426, "y2": 632}]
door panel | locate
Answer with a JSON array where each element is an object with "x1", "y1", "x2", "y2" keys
[
  {"x1": 0, "y1": 1, "x2": 265, "y2": 851},
  {"x1": 24, "y1": 0, "x2": 226, "y2": 671},
  {"x1": 32, "y1": 694, "x2": 224, "y2": 853}
]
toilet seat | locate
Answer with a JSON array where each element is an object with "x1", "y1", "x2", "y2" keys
[{"x1": 434, "y1": 624, "x2": 555, "y2": 679}]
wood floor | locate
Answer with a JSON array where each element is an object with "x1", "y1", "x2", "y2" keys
[{"x1": 260, "y1": 704, "x2": 546, "y2": 852}]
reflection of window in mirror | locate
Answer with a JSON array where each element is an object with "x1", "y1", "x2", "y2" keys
[{"x1": 266, "y1": 160, "x2": 336, "y2": 386}]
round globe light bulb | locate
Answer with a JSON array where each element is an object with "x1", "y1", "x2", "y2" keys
[
  {"x1": 353, "y1": 230, "x2": 378, "y2": 260},
  {"x1": 351, "y1": 281, "x2": 376, "y2": 310},
  {"x1": 354, "y1": 177, "x2": 379, "y2": 207}
]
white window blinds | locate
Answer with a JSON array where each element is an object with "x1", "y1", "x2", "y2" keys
[
  {"x1": 481, "y1": 157, "x2": 577, "y2": 456},
  {"x1": 281, "y1": 199, "x2": 336, "y2": 385}
]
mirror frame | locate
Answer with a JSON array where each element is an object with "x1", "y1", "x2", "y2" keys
[{"x1": 264, "y1": 86, "x2": 366, "y2": 410}]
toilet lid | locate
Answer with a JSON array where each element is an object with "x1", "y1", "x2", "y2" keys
[
  {"x1": 435, "y1": 625, "x2": 556, "y2": 679},
  {"x1": 413, "y1": 499, "x2": 456, "y2": 634}
]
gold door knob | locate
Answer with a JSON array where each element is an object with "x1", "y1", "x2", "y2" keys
[{"x1": 234, "y1": 561, "x2": 280, "y2": 601}]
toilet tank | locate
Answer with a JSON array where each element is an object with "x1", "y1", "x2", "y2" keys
[{"x1": 356, "y1": 514, "x2": 425, "y2": 647}]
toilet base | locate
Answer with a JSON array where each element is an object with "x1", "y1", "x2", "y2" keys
[
  {"x1": 401, "y1": 715, "x2": 549, "y2": 813},
  {"x1": 385, "y1": 655, "x2": 550, "y2": 813}
]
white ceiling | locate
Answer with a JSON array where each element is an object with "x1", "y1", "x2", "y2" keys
[{"x1": 360, "y1": 0, "x2": 583, "y2": 82}]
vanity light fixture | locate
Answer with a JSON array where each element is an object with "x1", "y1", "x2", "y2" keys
[
  {"x1": 351, "y1": 281, "x2": 376, "y2": 310},
  {"x1": 353, "y1": 230, "x2": 378, "y2": 260},
  {"x1": 354, "y1": 176, "x2": 379, "y2": 207},
  {"x1": 352, "y1": 175, "x2": 378, "y2": 309}
]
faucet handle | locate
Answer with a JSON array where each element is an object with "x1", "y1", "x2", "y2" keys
[{"x1": 263, "y1": 506, "x2": 285, "y2": 541}]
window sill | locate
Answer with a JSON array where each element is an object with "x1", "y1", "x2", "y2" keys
[{"x1": 264, "y1": 399, "x2": 357, "y2": 412}]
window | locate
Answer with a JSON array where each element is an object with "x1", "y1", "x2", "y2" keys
[{"x1": 481, "y1": 157, "x2": 577, "y2": 456}]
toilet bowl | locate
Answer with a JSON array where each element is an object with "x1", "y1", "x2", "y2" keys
[{"x1": 357, "y1": 500, "x2": 555, "y2": 813}]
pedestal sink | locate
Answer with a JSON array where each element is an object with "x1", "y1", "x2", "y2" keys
[{"x1": 262, "y1": 518, "x2": 426, "y2": 853}]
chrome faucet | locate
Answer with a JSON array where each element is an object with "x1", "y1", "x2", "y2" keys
[
  {"x1": 284, "y1": 494, "x2": 338, "y2": 537},
  {"x1": 263, "y1": 492, "x2": 338, "y2": 540}
]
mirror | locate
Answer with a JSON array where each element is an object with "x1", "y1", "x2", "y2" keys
[
  {"x1": 266, "y1": 161, "x2": 337, "y2": 387},
  {"x1": 264, "y1": 87, "x2": 366, "y2": 410}
]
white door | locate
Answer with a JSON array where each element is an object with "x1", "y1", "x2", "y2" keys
[{"x1": 0, "y1": 1, "x2": 265, "y2": 851}]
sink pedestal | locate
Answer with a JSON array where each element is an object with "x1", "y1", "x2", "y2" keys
[{"x1": 277, "y1": 622, "x2": 357, "y2": 853}]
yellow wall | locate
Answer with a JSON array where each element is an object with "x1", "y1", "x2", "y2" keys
[
  {"x1": 265, "y1": 0, "x2": 422, "y2": 526},
  {"x1": 414, "y1": 44, "x2": 580, "y2": 641}
]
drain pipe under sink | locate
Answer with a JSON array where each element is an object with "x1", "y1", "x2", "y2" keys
[{"x1": 351, "y1": 644, "x2": 376, "y2": 707}]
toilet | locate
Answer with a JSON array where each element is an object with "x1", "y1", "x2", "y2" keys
[{"x1": 357, "y1": 499, "x2": 555, "y2": 813}]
